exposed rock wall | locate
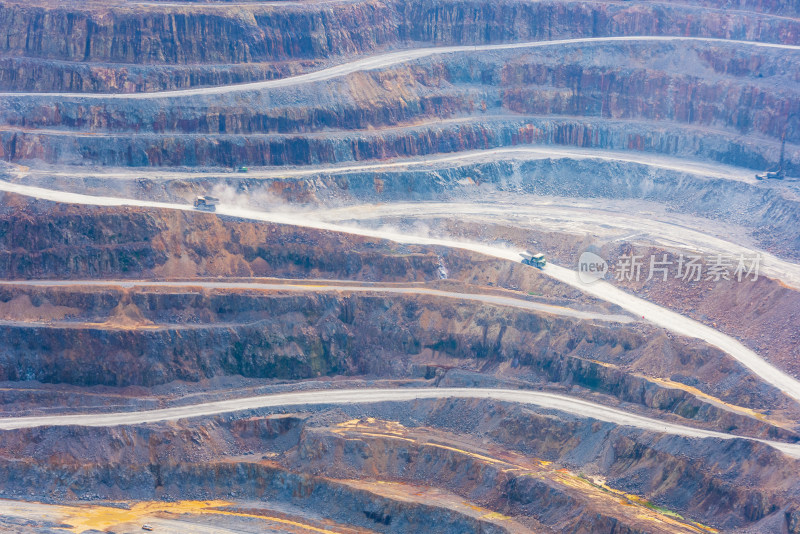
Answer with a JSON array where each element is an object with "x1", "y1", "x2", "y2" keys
[
  {"x1": 0, "y1": 399, "x2": 797, "y2": 530},
  {"x1": 0, "y1": 118, "x2": 788, "y2": 173},
  {"x1": 3, "y1": 116, "x2": 795, "y2": 173},
  {"x1": 0, "y1": 288, "x2": 788, "y2": 423},
  {"x1": 5, "y1": 48, "x2": 795, "y2": 141},
  {"x1": 0, "y1": 202, "x2": 443, "y2": 280},
  {"x1": 396, "y1": 0, "x2": 800, "y2": 45},
  {"x1": 0, "y1": 1, "x2": 400, "y2": 64},
  {"x1": 0, "y1": 56, "x2": 325, "y2": 93},
  {"x1": 0, "y1": 0, "x2": 796, "y2": 69}
]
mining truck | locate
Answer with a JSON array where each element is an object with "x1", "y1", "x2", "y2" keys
[
  {"x1": 521, "y1": 251, "x2": 546, "y2": 269},
  {"x1": 756, "y1": 133, "x2": 786, "y2": 180},
  {"x1": 193, "y1": 195, "x2": 219, "y2": 211}
]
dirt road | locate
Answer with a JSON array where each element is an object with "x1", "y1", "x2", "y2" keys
[
  {"x1": 2, "y1": 36, "x2": 796, "y2": 99},
  {"x1": 0, "y1": 279, "x2": 633, "y2": 323},
  {"x1": 1, "y1": 179, "x2": 799, "y2": 403},
  {"x1": 1, "y1": 387, "x2": 798, "y2": 457}
]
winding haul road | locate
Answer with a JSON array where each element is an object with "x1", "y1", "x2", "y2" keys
[
  {"x1": 9, "y1": 146, "x2": 760, "y2": 183},
  {"x1": 1, "y1": 13, "x2": 798, "y2": 532},
  {"x1": 0, "y1": 387, "x2": 798, "y2": 458},
  {"x1": 0, "y1": 279, "x2": 633, "y2": 323},
  {"x1": 1, "y1": 179, "x2": 799, "y2": 404},
  {"x1": 310, "y1": 199, "x2": 800, "y2": 289},
  {"x1": 1, "y1": 36, "x2": 798, "y2": 100}
]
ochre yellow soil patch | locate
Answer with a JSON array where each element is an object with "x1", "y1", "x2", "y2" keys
[
  {"x1": 56, "y1": 499, "x2": 351, "y2": 533},
  {"x1": 60, "y1": 500, "x2": 229, "y2": 532}
]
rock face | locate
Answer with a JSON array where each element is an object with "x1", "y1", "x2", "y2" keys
[
  {"x1": 1, "y1": 287, "x2": 795, "y2": 448},
  {"x1": 0, "y1": 402, "x2": 798, "y2": 532},
  {"x1": 0, "y1": 1, "x2": 798, "y2": 532},
  {"x1": 5, "y1": 43, "x2": 796, "y2": 136},
  {"x1": 1, "y1": 0, "x2": 797, "y2": 67},
  {"x1": 0, "y1": 201, "x2": 446, "y2": 280},
  {"x1": 1, "y1": 42, "x2": 797, "y2": 168},
  {"x1": 0, "y1": 1, "x2": 400, "y2": 64},
  {"x1": 0, "y1": 56, "x2": 326, "y2": 93},
  {"x1": 2, "y1": 116, "x2": 795, "y2": 174},
  {"x1": 0, "y1": 0, "x2": 797, "y2": 183},
  {"x1": 0, "y1": 203, "x2": 796, "y2": 427}
]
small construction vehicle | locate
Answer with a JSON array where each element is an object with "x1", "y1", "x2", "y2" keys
[
  {"x1": 521, "y1": 251, "x2": 546, "y2": 269},
  {"x1": 756, "y1": 133, "x2": 786, "y2": 180},
  {"x1": 193, "y1": 195, "x2": 219, "y2": 211}
]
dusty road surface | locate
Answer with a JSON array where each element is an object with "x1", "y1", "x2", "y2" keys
[
  {"x1": 2, "y1": 179, "x2": 799, "y2": 404},
  {"x1": 310, "y1": 199, "x2": 800, "y2": 289},
  {"x1": 1, "y1": 387, "x2": 798, "y2": 457},
  {"x1": 7, "y1": 145, "x2": 765, "y2": 182}
]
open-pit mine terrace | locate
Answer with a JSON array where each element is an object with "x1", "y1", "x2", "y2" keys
[{"x1": 1, "y1": 0, "x2": 799, "y2": 532}]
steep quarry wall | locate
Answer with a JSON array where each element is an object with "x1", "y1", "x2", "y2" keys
[
  {"x1": 0, "y1": 56, "x2": 326, "y2": 93},
  {"x1": 0, "y1": 1, "x2": 797, "y2": 532},
  {"x1": 0, "y1": 0, "x2": 798, "y2": 110},
  {"x1": 0, "y1": 400, "x2": 797, "y2": 531},
  {"x1": 3, "y1": 117, "x2": 795, "y2": 173},
  {"x1": 416, "y1": 216, "x2": 800, "y2": 376},
  {"x1": 4, "y1": 44, "x2": 794, "y2": 141},
  {"x1": 396, "y1": 0, "x2": 800, "y2": 45},
  {"x1": 0, "y1": 0, "x2": 400, "y2": 64},
  {"x1": 1, "y1": 0, "x2": 797, "y2": 68},
  {"x1": 1, "y1": 5, "x2": 795, "y2": 179},
  {"x1": 0, "y1": 200, "x2": 445, "y2": 281},
  {"x1": 0, "y1": 286, "x2": 789, "y2": 423}
]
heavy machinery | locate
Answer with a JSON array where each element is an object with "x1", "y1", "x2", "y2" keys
[
  {"x1": 756, "y1": 133, "x2": 786, "y2": 180},
  {"x1": 521, "y1": 251, "x2": 546, "y2": 269},
  {"x1": 193, "y1": 195, "x2": 219, "y2": 211}
]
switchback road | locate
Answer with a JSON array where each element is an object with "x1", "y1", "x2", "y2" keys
[{"x1": 1, "y1": 179, "x2": 799, "y2": 403}]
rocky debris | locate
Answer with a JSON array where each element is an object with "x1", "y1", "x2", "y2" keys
[{"x1": 0, "y1": 401, "x2": 798, "y2": 531}]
